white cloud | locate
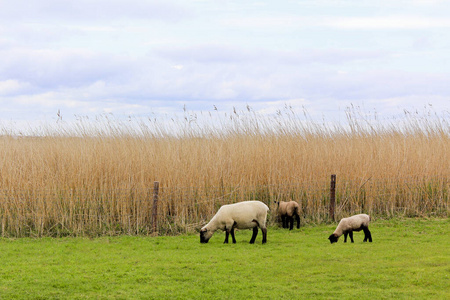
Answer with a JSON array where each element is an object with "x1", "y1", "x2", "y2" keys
[
  {"x1": 1, "y1": 43, "x2": 449, "y2": 118},
  {"x1": 0, "y1": 80, "x2": 30, "y2": 95},
  {"x1": 0, "y1": 0, "x2": 190, "y2": 23},
  {"x1": 0, "y1": 0, "x2": 449, "y2": 129},
  {"x1": 154, "y1": 45, "x2": 388, "y2": 65},
  {"x1": 222, "y1": 15, "x2": 450, "y2": 31},
  {"x1": 326, "y1": 16, "x2": 450, "y2": 30},
  {"x1": 0, "y1": 47, "x2": 134, "y2": 89},
  {"x1": 410, "y1": 0, "x2": 448, "y2": 5},
  {"x1": 172, "y1": 65, "x2": 184, "y2": 70}
]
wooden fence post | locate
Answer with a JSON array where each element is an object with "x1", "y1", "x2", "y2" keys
[
  {"x1": 152, "y1": 181, "x2": 160, "y2": 235},
  {"x1": 329, "y1": 174, "x2": 336, "y2": 222}
]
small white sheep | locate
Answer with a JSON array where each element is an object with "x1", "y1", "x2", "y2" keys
[
  {"x1": 275, "y1": 201, "x2": 301, "y2": 230},
  {"x1": 200, "y1": 201, "x2": 269, "y2": 244},
  {"x1": 328, "y1": 214, "x2": 372, "y2": 244}
]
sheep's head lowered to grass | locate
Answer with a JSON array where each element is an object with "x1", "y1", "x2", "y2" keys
[
  {"x1": 328, "y1": 233, "x2": 339, "y2": 243},
  {"x1": 200, "y1": 228, "x2": 213, "y2": 243},
  {"x1": 328, "y1": 214, "x2": 372, "y2": 244}
]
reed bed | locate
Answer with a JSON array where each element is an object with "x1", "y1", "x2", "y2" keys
[{"x1": 0, "y1": 106, "x2": 448, "y2": 237}]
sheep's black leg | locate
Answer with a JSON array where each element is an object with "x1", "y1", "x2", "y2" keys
[
  {"x1": 344, "y1": 232, "x2": 348, "y2": 243},
  {"x1": 295, "y1": 214, "x2": 300, "y2": 229},
  {"x1": 281, "y1": 215, "x2": 287, "y2": 228},
  {"x1": 261, "y1": 227, "x2": 267, "y2": 244},
  {"x1": 230, "y1": 227, "x2": 237, "y2": 244},
  {"x1": 224, "y1": 229, "x2": 230, "y2": 244},
  {"x1": 250, "y1": 227, "x2": 258, "y2": 244},
  {"x1": 363, "y1": 227, "x2": 372, "y2": 242},
  {"x1": 349, "y1": 231, "x2": 354, "y2": 243},
  {"x1": 289, "y1": 216, "x2": 294, "y2": 230}
]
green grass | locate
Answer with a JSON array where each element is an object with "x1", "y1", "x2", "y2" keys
[{"x1": 0, "y1": 218, "x2": 448, "y2": 299}]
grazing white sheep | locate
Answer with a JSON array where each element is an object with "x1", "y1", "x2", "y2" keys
[
  {"x1": 275, "y1": 201, "x2": 301, "y2": 230},
  {"x1": 200, "y1": 201, "x2": 269, "y2": 244},
  {"x1": 328, "y1": 214, "x2": 372, "y2": 243}
]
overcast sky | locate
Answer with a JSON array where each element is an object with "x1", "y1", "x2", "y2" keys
[{"x1": 1, "y1": 0, "x2": 449, "y2": 129}]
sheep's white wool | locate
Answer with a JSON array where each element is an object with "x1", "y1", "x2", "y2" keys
[
  {"x1": 334, "y1": 214, "x2": 370, "y2": 236},
  {"x1": 277, "y1": 201, "x2": 301, "y2": 230},
  {"x1": 329, "y1": 214, "x2": 372, "y2": 244},
  {"x1": 200, "y1": 200, "x2": 269, "y2": 243},
  {"x1": 277, "y1": 201, "x2": 300, "y2": 217}
]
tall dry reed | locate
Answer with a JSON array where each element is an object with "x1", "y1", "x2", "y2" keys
[{"x1": 0, "y1": 106, "x2": 448, "y2": 236}]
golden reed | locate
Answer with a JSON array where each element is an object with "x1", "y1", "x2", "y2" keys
[{"x1": 0, "y1": 107, "x2": 448, "y2": 236}]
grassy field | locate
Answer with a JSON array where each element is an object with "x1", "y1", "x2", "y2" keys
[{"x1": 0, "y1": 218, "x2": 448, "y2": 299}]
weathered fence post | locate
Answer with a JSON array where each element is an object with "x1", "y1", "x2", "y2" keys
[
  {"x1": 152, "y1": 181, "x2": 160, "y2": 235},
  {"x1": 329, "y1": 174, "x2": 336, "y2": 222}
]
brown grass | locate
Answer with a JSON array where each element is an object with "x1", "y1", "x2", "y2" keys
[{"x1": 0, "y1": 107, "x2": 448, "y2": 236}]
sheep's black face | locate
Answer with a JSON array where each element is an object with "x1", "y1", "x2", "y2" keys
[
  {"x1": 328, "y1": 234, "x2": 339, "y2": 244},
  {"x1": 200, "y1": 229, "x2": 210, "y2": 243}
]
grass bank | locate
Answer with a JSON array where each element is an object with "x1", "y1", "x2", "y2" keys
[{"x1": 0, "y1": 218, "x2": 448, "y2": 299}]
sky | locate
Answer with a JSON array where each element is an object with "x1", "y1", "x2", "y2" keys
[{"x1": 1, "y1": 0, "x2": 449, "y2": 130}]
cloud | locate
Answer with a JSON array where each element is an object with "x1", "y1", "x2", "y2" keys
[
  {"x1": 0, "y1": 80, "x2": 31, "y2": 96},
  {"x1": 154, "y1": 45, "x2": 387, "y2": 66},
  {"x1": 223, "y1": 15, "x2": 450, "y2": 31},
  {"x1": 2, "y1": 42, "x2": 448, "y2": 110},
  {"x1": 0, "y1": 0, "x2": 449, "y2": 129},
  {"x1": 325, "y1": 16, "x2": 450, "y2": 30},
  {"x1": 0, "y1": 48, "x2": 135, "y2": 90},
  {"x1": 305, "y1": 70, "x2": 450, "y2": 101},
  {"x1": 0, "y1": 0, "x2": 190, "y2": 23}
]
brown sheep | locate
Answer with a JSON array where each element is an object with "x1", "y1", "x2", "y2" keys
[{"x1": 275, "y1": 201, "x2": 301, "y2": 230}]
